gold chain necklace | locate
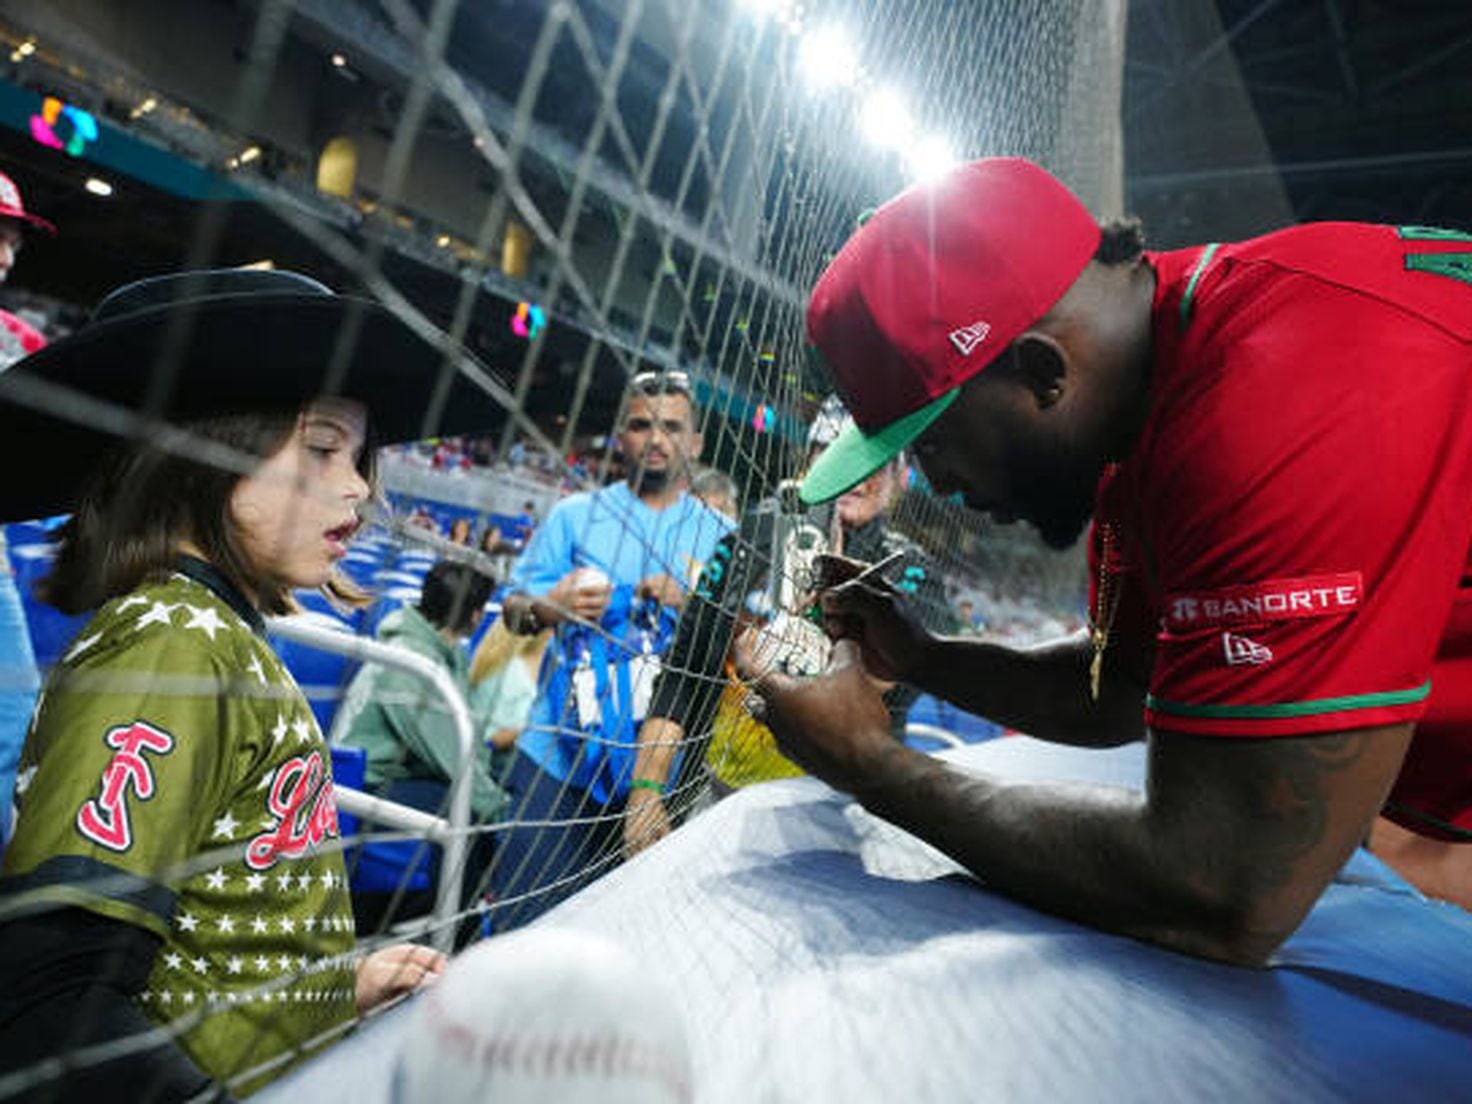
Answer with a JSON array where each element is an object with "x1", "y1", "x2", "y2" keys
[{"x1": 1089, "y1": 522, "x2": 1122, "y2": 702}]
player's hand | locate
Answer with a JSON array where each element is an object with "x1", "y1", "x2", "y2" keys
[
  {"x1": 735, "y1": 634, "x2": 896, "y2": 793},
  {"x1": 547, "y1": 568, "x2": 613, "y2": 624},
  {"x1": 355, "y1": 943, "x2": 446, "y2": 1014},
  {"x1": 812, "y1": 554, "x2": 937, "y2": 682},
  {"x1": 637, "y1": 573, "x2": 687, "y2": 611},
  {"x1": 622, "y1": 788, "x2": 672, "y2": 858}
]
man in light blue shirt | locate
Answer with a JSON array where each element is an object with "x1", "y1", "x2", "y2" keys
[{"x1": 492, "y1": 371, "x2": 731, "y2": 927}]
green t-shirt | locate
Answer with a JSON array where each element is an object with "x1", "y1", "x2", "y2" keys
[{"x1": 2, "y1": 570, "x2": 357, "y2": 1095}]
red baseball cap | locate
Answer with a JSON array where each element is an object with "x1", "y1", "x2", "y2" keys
[
  {"x1": 0, "y1": 170, "x2": 55, "y2": 234},
  {"x1": 800, "y1": 157, "x2": 1099, "y2": 503}
]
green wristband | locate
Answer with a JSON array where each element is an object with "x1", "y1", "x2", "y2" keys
[{"x1": 629, "y1": 778, "x2": 665, "y2": 794}]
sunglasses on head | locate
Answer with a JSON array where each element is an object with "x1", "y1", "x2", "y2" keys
[{"x1": 629, "y1": 370, "x2": 693, "y2": 398}]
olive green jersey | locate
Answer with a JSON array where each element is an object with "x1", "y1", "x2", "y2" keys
[{"x1": 2, "y1": 570, "x2": 356, "y2": 1095}]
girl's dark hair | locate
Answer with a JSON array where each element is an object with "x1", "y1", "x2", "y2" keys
[
  {"x1": 39, "y1": 408, "x2": 376, "y2": 616},
  {"x1": 1095, "y1": 216, "x2": 1146, "y2": 265}
]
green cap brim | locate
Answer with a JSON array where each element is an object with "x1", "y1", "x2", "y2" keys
[{"x1": 800, "y1": 388, "x2": 959, "y2": 504}]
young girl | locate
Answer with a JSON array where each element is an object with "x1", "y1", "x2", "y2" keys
[{"x1": 0, "y1": 268, "x2": 505, "y2": 1099}]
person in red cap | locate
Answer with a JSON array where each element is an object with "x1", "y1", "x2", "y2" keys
[
  {"x1": 0, "y1": 168, "x2": 54, "y2": 364},
  {"x1": 746, "y1": 156, "x2": 1472, "y2": 965},
  {"x1": 0, "y1": 167, "x2": 51, "y2": 857}
]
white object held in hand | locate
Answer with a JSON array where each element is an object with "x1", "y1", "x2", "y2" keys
[{"x1": 571, "y1": 565, "x2": 611, "y2": 592}]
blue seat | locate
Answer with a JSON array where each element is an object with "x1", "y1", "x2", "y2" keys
[
  {"x1": 6, "y1": 538, "x2": 89, "y2": 668},
  {"x1": 269, "y1": 613, "x2": 359, "y2": 733},
  {"x1": 294, "y1": 588, "x2": 364, "y2": 632},
  {"x1": 329, "y1": 744, "x2": 433, "y2": 895},
  {"x1": 906, "y1": 693, "x2": 1003, "y2": 745}
]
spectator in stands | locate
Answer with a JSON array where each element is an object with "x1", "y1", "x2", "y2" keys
[
  {"x1": 447, "y1": 515, "x2": 473, "y2": 545},
  {"x1": 0, "y1": 268, "x2": 520, "y2": 1095},
  {"x1": 956, "y1": 598, "x2": 985, "y2": 636},
  {"x1": 478, "y1": 522, "x2": 504, "y2": 556},
  {"x1": 431, "y1": 437, "x2": 470, "y2": 472},
  {"x1": 407, "y1": 504, "x2": 439, "y2": 533},
  {"x1": 511, "y1": 499, "x2": 538, "y2": 549},
  {"x1": 0, "y1": 170, "x2": 53, "y2": 852},
  {"x1": 691, "y1": 465, "x2": 740, "y2": 523},
  {"x1": 473, "y1": 520, "x2": 514, "y2": 573},
  {"x1": 0, "y1": 170, "x2": 52, "y2": 366},
  {"x1": 625, "y1": 398, "x2": 950, "y2": 856},
  {"x1": 748, "y1": 157, "x2": 1472, "y2": 963},
  {"x1": 508, "y1": 435, "x2": 528, "y2": 471},
  {"x1": 469, "y1": 617, "x2": 550, "y2": 775},
  {"x1": 492, "y1": 370, "x2": 731, "y2": 928},
  {"x1": 332, "y1": 559, "x2": 505, "y2": 936},
  {"x1": 467, "y1": 435, "x2": 495, "y2": 467},
  {"x1": 333, "y1": 559, "x2": 507, "y2": 822}
]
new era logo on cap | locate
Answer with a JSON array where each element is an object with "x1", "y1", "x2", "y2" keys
[
  {"x1": 947, "y1": 320, "x2": 991, "y2": 356},
  {"x1": 0, "y1": 177, "x2": 19, "y2": 210}
]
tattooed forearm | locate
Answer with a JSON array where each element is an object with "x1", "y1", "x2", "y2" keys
[
  {"x1": 854, "y1": 724, "x2": 1410, "y2": 966},
  {"x1": 1249, "y1": 731, "x2": 1371, "y2": 890}
]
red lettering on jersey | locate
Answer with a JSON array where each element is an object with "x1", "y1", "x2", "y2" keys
[
  {"x1": 1165, "y1": 572, "x2": 1363, "y2": 632},
  {"x1": 75, "y1": 721, "x2": 176, "y2": 853},
  {"x1": 245, "y1": 750, "x2": 340, "y2": 870}
]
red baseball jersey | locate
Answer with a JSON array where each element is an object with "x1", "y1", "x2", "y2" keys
[{"x1": 1091, "y1": 222, "x2": 1472, "y2": 841}]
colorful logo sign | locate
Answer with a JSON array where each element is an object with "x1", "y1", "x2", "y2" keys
[
  {"x1": 510, "y1": 301, "x2": 546, "y2": 340},
  {"x1": 751, "y1": 402, "x2": 775, "y2": 433},
  {"x1": 31, "y1": 96, "x2": 99, "y2": 157}
]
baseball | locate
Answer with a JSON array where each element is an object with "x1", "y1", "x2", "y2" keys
[
  {"x1": 393, "y1": 927, "x2": 692, "y2": 1104},
  {"x1": 571, "y1": 565, "x2": 612, "y2": 592}
]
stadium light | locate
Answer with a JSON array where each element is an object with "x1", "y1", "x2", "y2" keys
[
  {"x1": 83, "y1": 176, "x2": 113, "y2": 197},
  {"x1": 859, "y1": 88, "x2": 912, "y2": 151},
  {"x1": 798, "y1": 25, "x2": 859, "y2": 91},
  {"x1": 907, "y1": 134, "x2": 958, "y2": 182}
]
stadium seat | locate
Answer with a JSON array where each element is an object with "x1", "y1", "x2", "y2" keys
[
  {"x1": 906, "y1": 693, "x2": 1003, "y2": 745},
  {"x1": 6, "y1": 536, "x2": 89, "y2": 668},
  {"x1": 268, "y1": 610, "x2": 360, "y2": 732},
  {"x1": 328, "y1": 744, "x2": 434, "y2": 899}
]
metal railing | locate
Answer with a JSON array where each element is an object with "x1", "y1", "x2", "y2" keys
[{"x1": 266, "y1": 614, "x2": 474, "y2": 952}]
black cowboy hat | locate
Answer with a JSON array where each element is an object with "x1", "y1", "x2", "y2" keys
[{"x1": 0, "y1": 268, "x2": 509, "y2": 523}]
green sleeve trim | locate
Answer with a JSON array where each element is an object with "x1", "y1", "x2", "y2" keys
[
  {"x1": 1404, "y1": 251, "x2": 1472, "y2": 286},
  {"x1": 1178, "y1": 242, "x2": 1221, "y2": 330},
  {"x1": 1397, "y1": 225, "x2": 1472, "y2": 243},
  {"x1": 0, "y1": 854, "x2": 176, "y2": 936},
  {"x1": 1147, "y1": 679, "x2": 1431, "y2": 720}
]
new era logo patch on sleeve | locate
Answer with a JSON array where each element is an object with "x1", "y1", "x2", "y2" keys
[{"x1": 1222, "y1": 632, "x2": 1273, "y2": 666}]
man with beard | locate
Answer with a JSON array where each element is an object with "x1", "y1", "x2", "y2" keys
[
  {"x1": 746, "y1": 157, "x2": 1472, "y2": 965},
  {"x1": 492, "y1": 371, "x2": 730, "y2": 928}
]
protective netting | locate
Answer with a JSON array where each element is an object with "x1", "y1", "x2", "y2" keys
[{"x1": 0, "y1": 0, "x2": 1127, "y2": 1096}]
